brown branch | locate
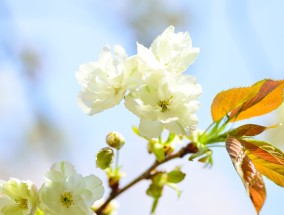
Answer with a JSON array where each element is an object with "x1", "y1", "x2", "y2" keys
[{"x1": 95, "y1": 142, "x2": 197, "y2": 215}]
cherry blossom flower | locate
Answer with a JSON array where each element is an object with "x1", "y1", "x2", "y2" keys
[{"x1": 38, "y1": 161, "x2": 104, "y2": 215}]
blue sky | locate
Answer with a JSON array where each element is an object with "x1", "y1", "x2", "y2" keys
[{"x1": 0, "y1": 1, "x2": 284, "y2": 214}]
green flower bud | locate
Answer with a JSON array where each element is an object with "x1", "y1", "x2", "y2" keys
[
  {"x1": 152, "y1": 172, "x2": 168, "y2": 186},
  {"x1": 146, "y1": 184, "x2": 163, "y2": 198},
  {"x1": 148, "y1": 140, "x2": 165, "y2": 162},
  {"x1": 106, "y1": 132, "x2": 125, "y2": 150},
  {"x1": 96, "y1": 147, "x2": 114, "y2": 169},
  {"x1": 167, "y1": 168, "x2": 186, "y2": 183}
]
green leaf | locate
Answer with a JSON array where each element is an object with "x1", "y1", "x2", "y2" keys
[
  {"x1": 198, "y1": 149, "x2": 213, "y2": 167},
  {"x1": 152, "y1": 172, "x2": 168, "y2": 187},
  {"x1": 166, "y1": 183, "x2": 182, "y2": 198},
  {"x1": 188, "y1": 143, "x2": 207, "y2": 161},
  {"x1": 150, "y1": 198, "x2": 159, "y2": 215},
  {"x1": 165, "y1": 133, "x2": 176, "y2": 144},
  {"x1": 132, "y1": 126, "x2": 140, "y2": 136}
]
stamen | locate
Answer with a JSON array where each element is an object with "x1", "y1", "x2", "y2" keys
[
  {"x1": 157, "y1": 97, "x2": 172, "y2": 112},
  {"x1": 15, "y1": 199, "x2": 28, "y2": 209},
  {"x1": 60, "y1": 192, "x2": 75, "y2": 208}
]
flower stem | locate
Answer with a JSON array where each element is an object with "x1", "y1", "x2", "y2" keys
[
  {"x1": 115, "y1": 149, "x2": 119, "y2": 171},
  {"x1": 95, "y1": 142, "x2": 197, "y2": 215}
]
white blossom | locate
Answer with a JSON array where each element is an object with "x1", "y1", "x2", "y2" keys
[
  {"x1": 76, "y1": 45, "x2": 139, "y2": 115},
  {"x1": 38, "y1": 161, "x2": 104, "y2": 215},
  {"x1": 0, "y1": 178, "x2": 38, "y2": 215},
  {"x1": 76, "y1": 26, "x2": 202, "y2": 139},
  {"x1": 125, "y1": 71, "x2": 202, "y2": 138},
  {"x1": 137, "y1": 26, "x2": 200, "y2": 74}
]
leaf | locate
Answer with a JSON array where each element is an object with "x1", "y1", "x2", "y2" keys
[
  {"x1": 211, "y1": 79, "x2": 284, "y2": 122},
  {"x1": 226, "y1": 136, "x2": 266, "y2": 214},
  {"x1": 247, "y1": 153, "x2": 284, "y2": 187},
  {"x1": 238, "y1": 139, "x2": 284, "y2": 186},
  {"x1": 165, "y1": 133, "x2": 176, "y2": 144},
  {"x1": 241, "y1": 156, "x2": 266, "y2": 214},
  {"x1": 230, "y1": 79, "x2": 284, "y2": 121},
  {"x1": 211, "y1": 80, "x2": 264, "y2": 122},
  {"x1": 230, "y1": 124, "x2": 268, "y2": 137},
  {"x1": 198, "y1": 149, "x2": 213, "y2": 167},
  {"x1": 150, "y1": 198, "x2": 159, "y2": 215},
  {"x1": 166, "y1": 183, "x2": 182, "y2": 198},
  {"x1": 132, "y1": 126, "x2": 140, "y2": 135},
  {"x1": 241, "y1": 139, "x2": 284, "y2": 166}
]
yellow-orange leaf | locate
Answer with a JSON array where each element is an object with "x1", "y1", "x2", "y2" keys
[
  {"x1": 248, "y1": 153, "x2": 284, "y2": 187},
  {"x1": 230, "y1": 79, "x2": 284, "y2": 121},
  {"x1": 211, "y1": 79, "x2": 284, "y2": 122},
  {"x1": 226, "y1": 136, "x2": 266, "y2": 214},
  {"x1": 241, "y1": 139, "x2": 284, "y2": 165},
  {"x1": 211, "y1": 80, "x2": 264, "y2": 122}
]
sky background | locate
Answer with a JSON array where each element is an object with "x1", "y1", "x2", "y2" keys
[{"x1": 0, "y1": 0, "x2": 284, "y2": 214}]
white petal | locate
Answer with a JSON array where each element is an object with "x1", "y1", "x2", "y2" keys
[
  {"x1": 84, "y1": 175, "x2": 104, "y2": 202},
  {"x1": 164, "y1": 121, "x2": 186, "y2": 135},
  {"x1": 139, "y1": 119, "x2": 163, "y2": 139},
  {"x1": 137, "y1": 43, "x2": 162, "y2": 70}
]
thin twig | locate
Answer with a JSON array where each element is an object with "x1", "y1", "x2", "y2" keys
[{"x1": 95, "y1": 142, "x2": 197, "y2": 215}]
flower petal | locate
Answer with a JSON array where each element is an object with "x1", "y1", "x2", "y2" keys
[{"x1": 139, "y1": 119, "x2": 163, "y2": 139}]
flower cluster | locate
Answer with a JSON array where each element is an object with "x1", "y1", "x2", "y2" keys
[
  {"x1": 76, "y1": 26, "x2": 202, "y2": 139},
  {"x1": 0, "y1": 161, "x2": 104, "y2": 215}
]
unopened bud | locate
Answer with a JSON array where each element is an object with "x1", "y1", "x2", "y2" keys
[
  {"x1": 106, "y1": 132, "x2": 125, "y2": 150},
  {"x1": 167, "y1": 168, "x2": 186, "y2": 183},
  {"x1": 96, "y1": 147, "x2": 114, "y2": 169}
]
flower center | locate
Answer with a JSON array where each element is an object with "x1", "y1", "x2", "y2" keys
[
  {"x1": 114, "y1": 87, "x2": 121, "y2": 95},
  {"x1": 15, "y1": 198, "x2": 28, "y2": 209},
  {"x1": 157, "y1": 97, "x2": 172, "y2": 112},
  {"x1": 60, "y1": 192, "x2": 75, "y2": 208}
]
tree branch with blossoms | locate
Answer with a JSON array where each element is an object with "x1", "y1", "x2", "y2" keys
[
  {"x1": 1, "y1": 26, "x2": 284, "y2": 215},
  {"x1": 95, "y1": 142, "x2": 198, "y2": 215}
]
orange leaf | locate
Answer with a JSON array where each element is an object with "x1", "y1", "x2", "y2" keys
[
  {"x1": 230, "y1": 124, "x2": 268, "y2": 137},
  {"x1": 247, "y1": 153, "x2": 284, "y2": 187},
  {"x1": 211, "y1": 80, "x2": 264, "y2": 122},
  {"x1": 241, "y1": 139, "x2": 284, "y2": 165},
  {"x1": 211, "y1": 79, "x2": 284, "y2": 122},
  {"x1": 230, "y1": 79, "x2": 284, "y2": 121},
  {"x1": 226, "y1": 136, "x2": 266, "y2": 214}
]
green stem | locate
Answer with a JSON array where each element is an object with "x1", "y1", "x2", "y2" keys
[{"x1": 115, "y1": 149, "x2": 119, "y2": 172}]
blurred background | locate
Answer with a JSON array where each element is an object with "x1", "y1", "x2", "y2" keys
[{"x1": 0, "y1": 0, "x2": 284, "y2": 214}]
